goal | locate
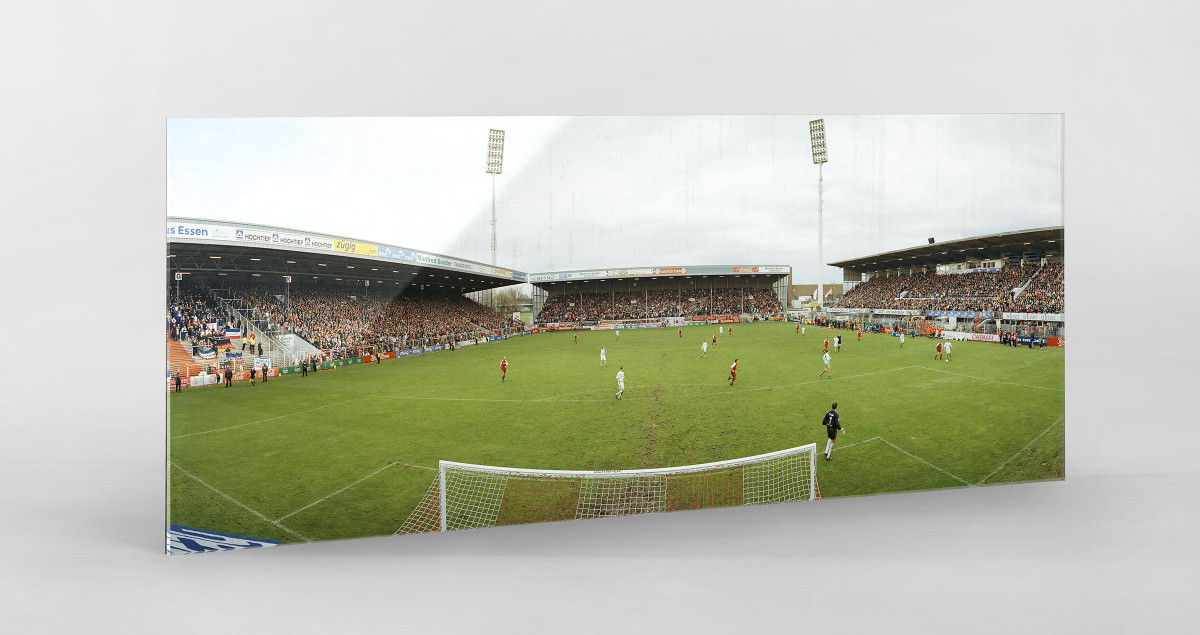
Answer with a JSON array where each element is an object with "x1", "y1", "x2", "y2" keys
[{"x1": 397, "y1": 443, "x2": 817, "y2": 534}]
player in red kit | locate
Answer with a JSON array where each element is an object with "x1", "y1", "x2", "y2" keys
[
  {"x1": 728, "y1": 358, "x2": 739, "y2": 386},
  {"x1": 712, "y1": 333, "x2": 718, "y2": 347},
  {"x1": 574, "y1": 333, "x2": 578, "y2": 344},
  {"x1": 500, "y1": 357, "x2": 508, "y2": 381},
  {"x1": 678, "y1": 327, "x2": 683, "y2": 338},
  {"x1": 823, "y1": 337, "x2": 829, "y2": 353}
]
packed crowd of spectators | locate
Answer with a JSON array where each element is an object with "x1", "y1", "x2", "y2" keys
[
  {"x1": 536, "y1": 287, "x2": 783, "y2": 322},
  {"x1": 218, "y1": 281, "x2": 523, "y2": 352},
  {"x1": 1006, "y1": 261, "x2": 1063, "y2": 313},
  {"x1": 831, "y1": 261, "x2": 1063, "y2": 314},
  {"x1": 168, "y1": 285, "x2": 239, "y2": 345}
]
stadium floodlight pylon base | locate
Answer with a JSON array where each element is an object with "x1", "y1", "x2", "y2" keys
[{"x1": 396, "y1": 443, "x2": 817, "y2": 535}]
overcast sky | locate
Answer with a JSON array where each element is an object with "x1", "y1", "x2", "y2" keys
[{"x1": 168, "y1": 114, "x2": 1062, "y2": 284}]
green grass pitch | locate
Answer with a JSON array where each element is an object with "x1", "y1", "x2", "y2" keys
[{"x1": 168, "y1": 322, "x2": 1065, "y2": 545}]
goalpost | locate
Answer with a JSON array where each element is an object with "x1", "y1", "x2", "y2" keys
[{"x1": 397, "y1": 443, "x2": 817, "y2": 534}]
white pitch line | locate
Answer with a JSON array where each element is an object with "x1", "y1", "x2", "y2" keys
[
  {"x1": 172, "y1": 399, "x2": 358, "y2": 439},
  {"x1": 875, "y1": 438, "x2": 971, "y2": 485},
  {"x1": 540, "y1": 366, "x2": 921, "y2": 403},
  {"x1": 369, "y1": 394, "x2": 528, "y2": 403},
  {"x1": 977, "y1": 416, "x2": 1065, "y2": 485},
  {"x1": 276, "y1": 462, "x2": 396, "y2": 523},
  {"x1": 171, "y1": 462, "x2": 311, "y2": 542},
  {"x1": 919, "y1": 366, "x2": 1064, "y2": 392},
  {"x1": 831, "y1": 436, "x2": 881, "y2": 452}
]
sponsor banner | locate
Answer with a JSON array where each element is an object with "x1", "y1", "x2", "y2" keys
[
  {"x1": 303, "y1": 236, "x2": 335, "y2": 250},
  {"x1": 167, "y1": 222, "x2": 235, "y2": 241},
  {"x1": 168, "y1": 524, "x2": 281, "y2": 555},
  {"x1": 382, "y1": 351, "x2": 396, "y2": 360},
  {"x1": 198, "y1": 348, "x2": 217, "y2": 360},
  {"x1": 266, "y1": 368, "x2": 279, "y2": 377},
  {"x1": 1001, "y1": 312, "x2": 1064, "y2": 322},
  {"x1": 654, "y1": 267, "x2": 686, "y2": 275},
  {"x1": 1047, "y1": 337, "x2": 1064, "y2": 347},
  {"x1": 334, "y1": 239, "x2": 379, "y2": 257},
  {"x1": 968, "y1": 333, "x2": 1000, "y2": 342},
  {"x1": 234, "y1": 228, "x2": 273, "y2": 244},
  {"x1": 232, "y1": 371, "x2": 248, "y2": 382},
  {"x1": 926, "y1": 310, "x2": 989, "y2": 318},
  {"x1": 605, "y1": 268, "x2": 654, "y2": 277},
  {"x1": 719, "y1": 318, "x2": 738, "y2": 324},
  {"x1": 759, "y1": 265, "x2": 790, "y2": 273},
  {"x1": 269, "y1": 231, "x2": 308, "y2": 249},
  {"x1": 1014, "y1": 336, "x2": 1048, "y2": 346},
  {"x1": 873, "y1": 309, "x2": 919, "y2": 316},
  {"x1": 279, "y1": 365, "x2": 300, "y2": 375},
  {"x1": 166, "y1": 376, "x2": 191, "y2": 390},
  {"x1": 457, "y1": 339, "x2": 476, "y2": 347},
  {"x1": 488, "y1": 336, "x2": 502, "y2": 342}
]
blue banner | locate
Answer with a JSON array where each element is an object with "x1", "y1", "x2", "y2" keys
[
  {"x1": 167, "y1": 524, "x2": 281, "y2": 555},
  {"x1": 225, "y1": 352, "x2": 243, "y2": 362}
]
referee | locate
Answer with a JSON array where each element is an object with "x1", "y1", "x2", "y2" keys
[{"x1": 822, "y1": 402, "x2": 844, "y2": 460}]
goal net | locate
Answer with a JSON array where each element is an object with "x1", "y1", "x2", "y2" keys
[{"x1": 397, "y1": 443, "x2": 817, "y2": 534}]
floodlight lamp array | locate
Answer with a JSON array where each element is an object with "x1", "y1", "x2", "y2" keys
[
  {"x1": 486, "y1": 129, "x2": 505, "y2": 174},
  {"x1": 809, "y1": 119, "x2": 827, "y2": 164}
]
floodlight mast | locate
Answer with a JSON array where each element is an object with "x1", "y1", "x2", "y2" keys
[
  {"x1": 486, "y1": 129, "x2": 505, "y2": 309},
  {"x1": 809, "y1": 119, "x2": 828, "y2": 307}
]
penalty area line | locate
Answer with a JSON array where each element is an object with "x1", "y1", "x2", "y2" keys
[
  {"x1": 172, "y1": 399, "x2": 359, "y2": 439},
  {"x1": 276, "y1": 462, "x2": 396, "y2": 523},
  {"x1": 171, "y1": 462, "x2": 311, "y2": 542},
  {"x1": 918, "y1": 366, "x2": 1064, "y2": 392},
  {"x1": 875, "y1": 438, "x2": 971, "y2": 486},
  {"x1": 831, "y1": 436, "x2": 881, "y2": 453},
  {"x1": 976, "y1": 415, "x2": 1065, "y2": 485}
]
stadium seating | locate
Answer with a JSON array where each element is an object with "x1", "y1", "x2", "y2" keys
[
  {"x1": 536, "y1": 287, "x2": 782, "y2": 322},
  {"x1": 209, "y1": 281, "x2": 522, "y2": 352},
  {"x1": 831, "y1": 261, "x2": 1063, "y2": 314}
]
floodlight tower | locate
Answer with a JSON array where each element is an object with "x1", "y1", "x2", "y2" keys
[
  {"x1": 809, "y1": 119, "x2": 828, "y2": 306},
  {"x1": 486, "y1": 129, "x2": 505, "y2": 309}
]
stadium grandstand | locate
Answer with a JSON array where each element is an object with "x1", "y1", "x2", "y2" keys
[
  {"x1": 527, "y1": 266, "x2": 790, "y2": 330},
  {"x1": 822, "y1": 227, "x2": 1064, "y2": 344},
  {"x1": 167, "y1": 217, "x2": 527, "y2": 385}
]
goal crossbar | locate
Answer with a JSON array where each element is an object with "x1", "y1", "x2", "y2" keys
[{"x1": 397, "y1": 443, "x2": 817, "y2": 535}]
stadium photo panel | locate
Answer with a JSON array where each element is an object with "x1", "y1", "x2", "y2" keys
[{"x1": 166, "y1": 115, "x2": 1065, "y2": 554}]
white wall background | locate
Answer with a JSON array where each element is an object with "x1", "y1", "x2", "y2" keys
[{"x1": 2, "y1": 1, "x2": 1198, "y2": 632}]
